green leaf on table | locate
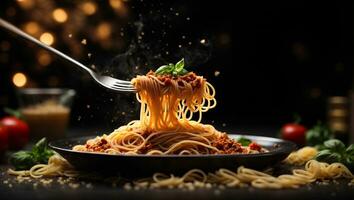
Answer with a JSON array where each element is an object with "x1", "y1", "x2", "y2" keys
[
  {"x1": 346, "y1": 144, "x2": 354, "y2": 155},
  {"x1": 324, "y1": 139, "x2": 345, "y2": 152},
  {"x1": 327, "y1": 152, "x2": 342, "y2": 163},
  {"x1": 305, "y1": 122, "x2": 332, "y2": 146},
  {"x1": 32, "y1": 138, "x2": 47, "y2": 153},
  {"x1": 9, "y1": 151, "x2": 36, "y2": 170},
  {"x1": 315, "y1": 149, "x2": 332, "y2": 160},
  {"x1": 9, "y1": 137, "x2": 54, "y2": 170}
]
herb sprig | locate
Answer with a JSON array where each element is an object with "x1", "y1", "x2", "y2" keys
[
  {"x1": 155, "y1": 58, "x2": 188, "y2": 76},
  {"x1": 237, "y1": 137, "x2": 252, "y2": 146},
  {"x1": 306, "y1": 122, "x2": 332, "y2": 146},
  {"x1": 316, "y1": 139, "x2": 354, "y2": 169},
  {"x1": 10, "y1": 138, "x2": 54, "y2": 170}
]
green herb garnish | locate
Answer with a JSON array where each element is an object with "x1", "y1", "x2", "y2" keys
[
  {"x1": 305, "y1": 121, "x2": 332, "y2": 146},
  {"x1": 155, "y1": 58, "x2": 189, "y2": 76},
  {"x1": 237, "y1": 137, "x2": 252, "y2": 146},
  {"x1": 316, "y1": 139, "x2": 354, "y2": 169},
  {"x1": 10, "y1": 138, "x2": 54, "y2": 170}
]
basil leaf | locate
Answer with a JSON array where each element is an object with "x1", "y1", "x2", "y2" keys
[
  {"x1": 166, "y1": 63, "x2": 175, "y2": 73},
  {"x1": 346, "y1": 144, "x2": 354, "y2": 155},
  {"x1": 178, "y1": 68, "x2": 189, "y2": 75},
  {"x1": 10, "y1": 151, "x2": 36, "y2": 170},
  {"x1": 33, "y1": 138, "x2": 54, "y2": 163},
  {"x1": 327, "y1": 152, "x2": 342, "y2": 163},
  {"x1": 155, "y1": 59, "x2": 188, "y2": 76},
  {"x1": 346, "y1": 155, "x2": 354, "y2": 165},
  {"x1": 237, "y1": 137, "x2": 252, "y2": 146},
  {"x1": 33, "y1": 138, "x2": 47, "y2": 154},
  {"x1": 37, "y1": 149, "x2": 54, "y2": 164},
  {"x1": 315, "y1": 149, "x2": 332, "y2": 160},
  {"x1": 324, "y1": 139, "x2": 345, "y2": 152},
  {"x1": 305, "y1": 122, "x2": 332, "y2": 146},
  {"x1": 155, "y1": 65, "x2": 170, "y2": 75},
  {"x1": 10, "y1": 138, "x2": 54, "y2": 170},
  {"x1": 315, "y1": 144, "x2": 326, "y2": 151},
  {"x1": 174, "y1": 58, "x2": 185, "y2": 73}
]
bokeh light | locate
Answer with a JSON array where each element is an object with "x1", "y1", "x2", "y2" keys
[
  {"x1": 109, "y1": 0, "x2": 123, "y2": 9},
  {"x1": 79, "y1": 2, "x2": 97, "y2": 15},
  {"x1": 17, "y1": 0, "x2": 34, "y2": 10},
  {"x1": 109, "y1": 0, "x2": 128, "y2": 17},
  {"x1": 40, "y1": 32, "x2": 55, "y2": 45},
  {"x1": 37, "y1": 50, "x2": 52, "y2": 66},
  {"x1": 23, "y1": 22, "x2": 40, "y2": 35},
  {"x1": 52, "y1": 8, "x2": 68, "y2": 23},
  {"x1": 12, "y1": 72, "x2": 27, "y2": 87},
  {"x1": 96, "y1": 22, "x2": 111, "y2": 40}
]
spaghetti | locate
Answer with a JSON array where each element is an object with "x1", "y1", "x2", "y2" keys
[
  {"x1": 128, "y1": 151, "x2": 354, "y2": 190},
  {"x1": 8, "y1": 154, "x2": 77, "y2": 178},
  {"x1": 7, "y1": 66, "x2": 353, "y2": 189},
  {"x1": 73, "y1": 71, "x2": 265, "y2": 155},
  {"x1": 284, "y1": 146, "x2": 318, "y2": 165},
  {"x1": 7, "y1": 147, "x2": 354, "y2": 189}
]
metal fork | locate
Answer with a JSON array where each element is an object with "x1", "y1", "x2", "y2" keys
[{"x1": 0, "y1": 18, "x2": 136, "y2": 92}]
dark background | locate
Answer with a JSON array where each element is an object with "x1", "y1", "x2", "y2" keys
[{"x1": 0, "y1": 0, "x2": 353, "y2": 133}]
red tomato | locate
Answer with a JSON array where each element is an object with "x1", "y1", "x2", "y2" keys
[
  {"x1": 0, "y1": 117, "x2": 29, "y2": 150},
  {"x1": 249, "y1": 142, "x2": 261, "y2": 151},
  {"x1": 281, "y1": 123, "x2": 307, "y2": 145},
  {"x1": 0, "y1": 126, "x2": 8, "y2": 153}
]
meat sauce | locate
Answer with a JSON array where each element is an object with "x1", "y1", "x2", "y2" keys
[
  {"x1": 147, "y1": 71, "x2": 202, "y2": 89},
  {"x1": 84, "y1": 136, "x2": 264, "y2": 154},
  {"x1": 211, "y1": 135, "x2": 264, "y2": 154},
  {"x1": 85, "y1": 138, "x2": 111, "y2": 152}
]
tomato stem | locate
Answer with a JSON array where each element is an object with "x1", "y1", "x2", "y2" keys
[{"x1": 4, "y1": 107, "x2": 22, "y2": 119}]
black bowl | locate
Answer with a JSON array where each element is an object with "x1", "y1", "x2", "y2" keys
[{"x1": 49, "y1": 135, "x2": 296, "y2": 176}]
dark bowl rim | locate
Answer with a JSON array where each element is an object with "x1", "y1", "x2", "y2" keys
[{"x1": 49, "y1": 134, "x2": 297, "y2": 158}]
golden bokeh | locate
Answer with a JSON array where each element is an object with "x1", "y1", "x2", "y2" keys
[
  {"x1": 109, "y1": 0, "x2": 123, "y2": 9},
  {"x1": 80, "y1": 2, "x2": 97, "y2": 15},
  {"x1": 96, "y1": 23, "x2": 111, "y2": 40},
  {"x1": 12, "y1": 72, "x2": 27, "y2": 87},
  {"x1": 37, "y1": 51, "x2": 52, "y2": 66},
  {"x1": 109, "y1": 0, "x2": 128, "y2": 17},
  {"x1": 17, "y1": 0, "x2": 34, "y2": 10},
  {"x1": 40, "y1": 32, "x2": 55, "y2": 45},
  {"x1": 24, "y1": 22, "x2": 40, "y2": 35},
  {"x1": 52, "y1": 8, "x2": 68, "y2": 23}
]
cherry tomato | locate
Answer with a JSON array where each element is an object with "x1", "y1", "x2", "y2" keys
[
  {"x1": 281, "y1": 123, "x2": 307, "y2": 145},
  {"x1": 0, "y1": 126, "x2": 8, "y2": 153},
  {"x1": 249, "y1": 142, "x2": 261, "y2": 151},
  {"x1": 0, "y1": 117, "x2": 29, "y2": 150}
]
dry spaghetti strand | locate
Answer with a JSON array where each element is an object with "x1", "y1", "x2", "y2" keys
[
  {"x1": 126, "y1": 160, "x2": 354, "y2": 190},
  {"x1": 8, "y1": 154, "x2": 77, "y2": 178}
]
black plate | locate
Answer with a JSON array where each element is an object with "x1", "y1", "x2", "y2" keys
[{"x1": 49, "y1": 135, "x2": 296, "y2": 176}]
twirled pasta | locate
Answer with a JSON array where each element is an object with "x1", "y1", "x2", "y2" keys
[{"x1": 72, "y1": 72, "x2": 258, "y2": 155}]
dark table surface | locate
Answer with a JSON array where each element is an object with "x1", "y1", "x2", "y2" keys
[{"x1": 1, "y1": 127, "x2": 354, "y2": 200}]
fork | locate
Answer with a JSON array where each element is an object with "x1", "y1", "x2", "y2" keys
[{"x1": 0, "y1": 18, "x2": 136, "y2": 92}]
